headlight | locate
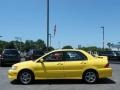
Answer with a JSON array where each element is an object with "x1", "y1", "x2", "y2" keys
[{"x1": 11, "y1": 66, "x2": 18, "y2": 70}]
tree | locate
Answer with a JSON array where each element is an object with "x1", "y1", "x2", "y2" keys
[
  {"x1": 23, "y1": 39, "x2": 47, "y2": 52},
  {"x1": 62, "y1": 45, "x2": 73, "y2": 49},
  {"x1": 0, "y1": 40, "x2": 8, "y2": 53},
  {"x1": 80, "y1": 46, "x2": 103, "y2": 52},
  {"x1": 5, "y1": 41, "x2": 16, "y2": 49},
  {"x1": 35, "y1": 39, "x2": 46, "y2": 50},
  {"x1": 48, "y1": 46, "x2": 54, "y2": 51},
  {"x1": 0, "y1": 39, "x2": 47, "y2": 52},
  {"x1": 9, "y1": 40, "x2": 24, "y2": 51},
  {"x1": 107, "y1": 42, "x2": 112, "y2": 49},
  {"x1": 24, "y1": 40, "x2": 35, "y2": 51}
]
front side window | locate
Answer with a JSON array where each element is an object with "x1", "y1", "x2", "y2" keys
[
  {"x1": 64, "y1": 51, "x2": 87, "y2": 61},
  {"x1": 43, "y1": 52, "x2": 63, "y2": 62}
]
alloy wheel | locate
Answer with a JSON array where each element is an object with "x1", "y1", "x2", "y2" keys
[
  {"x1": 19, "y1": 71, "x2": 32, "y2": 84},
  {"x1": 84, "y1": 71, "x2": 97, "y2": 83}
]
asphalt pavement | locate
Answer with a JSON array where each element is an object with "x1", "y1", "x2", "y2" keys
[{"x1": 0, "y1": 61, "x2": 120, "y2": 90}]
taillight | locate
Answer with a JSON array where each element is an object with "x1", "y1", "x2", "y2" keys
[{"x1": 104, "y1": 63, "x2": 109, "y2": 68}]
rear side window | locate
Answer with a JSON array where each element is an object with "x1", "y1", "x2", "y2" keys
[{"x1": 64, "y1": 51, "x2": 87, "y2": 61}]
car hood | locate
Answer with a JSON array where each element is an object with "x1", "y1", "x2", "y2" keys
[{"x1": 13, "y1": 60, "x2": 34, "y2": 67}]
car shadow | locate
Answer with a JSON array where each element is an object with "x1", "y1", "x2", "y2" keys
[{"x1": 11, "y1": 78, "x2": 116, "y2": 85}]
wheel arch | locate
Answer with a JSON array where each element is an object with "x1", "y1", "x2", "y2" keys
[
  {"x1": 82, "y1": 69, "x2": 99, "y2": 79},
  {"x1": 17, "y1": 68, "x2": 35, "y2": 80}
]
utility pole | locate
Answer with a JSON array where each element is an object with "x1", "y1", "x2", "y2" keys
[
  {"x1": 100, "y1": 26, "x2": 104, "y2": 50},
  {"x1": 47, "y1": 0, "x2": 49, "y2": 51},
  {"x1": 49, "y1": 34, "x2": 52, "y2": 47}
]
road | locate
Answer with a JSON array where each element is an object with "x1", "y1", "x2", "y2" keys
[{"x1": 0, "y1": 61, "x2": 120, "y2": 90}]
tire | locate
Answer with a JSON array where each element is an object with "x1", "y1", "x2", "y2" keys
[
  {"x1": 83, "y1": 70, "x2": 98, "y2": 84},
  {"x1": 18, "y1": 70, "x2": 34, "y2": 85}
]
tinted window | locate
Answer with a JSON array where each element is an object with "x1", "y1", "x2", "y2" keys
[
  {"x1": 114, "y1": 51, "x2": 120, "y2": 56},
  {"x1": 4, "y1": 50, "x2": 19, "y2": 55},
  {"x1": 64, "y1": 51, "x2": 87, "y2": 61},
  {"x1": 43, "y1": 52, "x2": 63, "y2": 62},
  {"x1": 99, "y1": 51, "x2": 114, "y2": 56}
]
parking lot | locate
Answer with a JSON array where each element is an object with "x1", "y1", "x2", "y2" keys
[{"x1": 0, "y1": 61, "x2": 120, "y2": 90}]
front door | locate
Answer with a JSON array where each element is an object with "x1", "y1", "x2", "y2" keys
[{"x1": 42, "y1": 51, "x2": 64, "y2": 79}]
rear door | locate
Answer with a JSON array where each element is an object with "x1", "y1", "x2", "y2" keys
[{"x1": 64, "y1": 51, "x2": 88, "y2": 78}]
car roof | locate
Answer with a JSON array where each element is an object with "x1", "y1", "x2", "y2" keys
[
  {"x1": 51, "y1": 49, "x2": 82, "y2": 52},
  {"x1": 46, "y1": 49, "x2": 91, "y2": 56}
]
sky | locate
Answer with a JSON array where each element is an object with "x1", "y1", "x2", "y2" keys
[{"x1": 0, "y1": 0, "x2": 120, "y2": 48}]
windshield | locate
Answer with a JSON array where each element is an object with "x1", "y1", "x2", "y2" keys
[{"x1": 4, "y1": 50, "x2": 19, "y2": 55}]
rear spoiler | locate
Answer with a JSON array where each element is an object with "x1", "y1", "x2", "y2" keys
[{"x1": 96, "y1": 56, "x2": 108, "y2": 60}]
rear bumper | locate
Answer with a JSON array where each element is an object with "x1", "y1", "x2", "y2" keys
[{"x1": 98, "y1": 68, "x2": 112, "y2": 78}]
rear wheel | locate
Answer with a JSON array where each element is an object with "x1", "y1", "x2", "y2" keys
[
  {"x1": 18, "y1": 70, "x2": 34, "y2": 85},
  {"x1": 83, "y1": 70, "x2": 98, "y2": 84}
]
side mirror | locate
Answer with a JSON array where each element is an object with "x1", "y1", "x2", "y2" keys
[{"x1": 40, "y1": 59, "x2": 43, "y2": 63}]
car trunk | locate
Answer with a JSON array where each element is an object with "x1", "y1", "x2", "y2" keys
[{"x1": 93, "y1": 56, "x2": 109, "y2": 68}]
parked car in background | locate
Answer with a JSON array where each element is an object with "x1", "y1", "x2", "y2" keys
[
  {"x1": 0, "y1": 49, "x2": 21, "y2": 66},
  {"x1": 114, "y1": 51, "x2": 120, "y2": 56},
  {"x1": 8, "y1": 49, "x2": 112, "y2": 84},
  {"x1": 98, "y1": 51, "x2": 120, "y2": 60},
  {"x1": 25, "y1": 49, "x2": 44, "y2": 60}
]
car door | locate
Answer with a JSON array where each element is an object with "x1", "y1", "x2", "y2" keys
[
  {"x1": 35, "y1": 51, "x2": 64, "y2": 79},
  {"x1": 64, "y1": 51, "x2": 88, "y2": 79}
]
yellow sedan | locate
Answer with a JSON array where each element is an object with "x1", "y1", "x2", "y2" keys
[{"x1": 8, "y1": 49, "x2": 112, "y2": 84}]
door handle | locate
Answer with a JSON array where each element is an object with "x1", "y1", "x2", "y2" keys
[
  {"x1": 60, "y1": 63, "x2": 63, "y2": 65},
  {"x1": 57, "y1": 63, "x2": 63, "y2": 65},
  {"x1": 57, "y1": 63, "x2": 60, "y2": 65},
  {"x1": 80, "y1": 62, "x2": 86, "y2": 64}
]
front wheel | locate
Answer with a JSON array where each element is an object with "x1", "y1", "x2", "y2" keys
[
  {"x1": 18, "y1": 70, "x2": 34, "y2": 85},
  {"x1": 83, "y1": 70, "x2": 98, "y2": 84}
]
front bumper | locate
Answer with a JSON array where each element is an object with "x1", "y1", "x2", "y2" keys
[
  {"x1": 8, "y1": 70, "x2": 18, "y2": 80},
  {"x1": 98, "y1": 68, "x2": 112, "y2": 78}
]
